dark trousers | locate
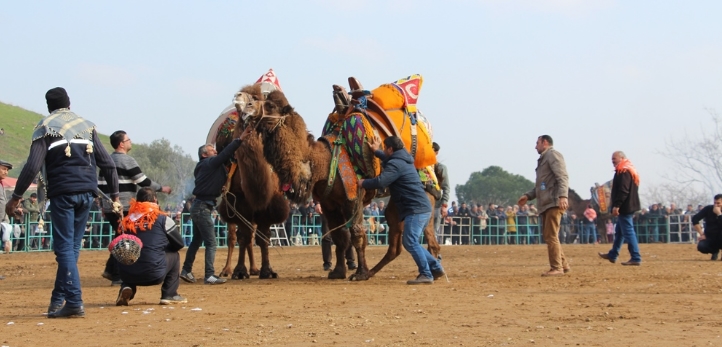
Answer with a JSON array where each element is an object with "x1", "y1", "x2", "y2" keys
[
  {"x1": 103, "y1": 211, "x2": 127, "y2": 281},
  {"x1": 698, "y1": 237, "x2": 722, "y2": 255},
  {"x1": 321, "y1": 217, "x2": 355, "y2": 266},
  {"x1": 183, "y1": 201, "x2": 217, "y2": 279},
  {"x1": 120, "y1": 252, "x2": 181, "y2": 299}
]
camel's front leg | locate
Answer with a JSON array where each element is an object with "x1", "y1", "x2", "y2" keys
[
  {"x1": 348, "y1": 209, "x2": 370, "y2": 281},
  {"x1": 247, "y1": 228, "x2": 260, "y2": 276},
  {"x1": 255, "y1": 225, "x2": 278, "y2": 279}
]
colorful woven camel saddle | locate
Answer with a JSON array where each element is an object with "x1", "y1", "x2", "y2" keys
[{"x1": 321, "y1": 74, "x2": 440, "y2": 201}]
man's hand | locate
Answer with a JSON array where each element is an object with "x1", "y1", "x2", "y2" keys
[
  {"x1": 239, "y1": 126, "x2": 253, "y2": 141},
  {"x1": 558, "y1": 197, "x2": 568, "y2": 211},
  {"x1": 5, "y1": 197, "x2": 22, "y2": 219},
  {"x1": 368, "y1": 135, "x2": 381, "y2": 152},
  {"x1": 714, "y1": 205, "x2": 721, "y2": 216},
  {"x1": 517, "y1": 195, "x2": 528, "y2": 207},
  {"x1": 161, "y1": 186, "x2": 172, "y2": 194},
  {"x1": 357, "y1": 178, "x2": 364, "y2": 188},
  {"x1": 612, "y1": 207, "x2": 620, "y2": 217},
  {"x1": 111, "y1": 198, "x2": 123, "y2": 215},
  {"x1": 698, "y1": 233, "x2": 706, "y2": 242}
]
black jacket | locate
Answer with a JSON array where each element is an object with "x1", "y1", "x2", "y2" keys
[
  {"x1": 692, "y1": 205, "x2": 722, "y2": 238},
  {"x1": 362, "y1": 148, "x2": 431, "y2": 221},
  {"x1": 611, "y1": 170, "x2": 640, "y2": 215},
  {"x1": 119, "y1": 215, "x2": 184, "y2": 283},
  {"x1": 192, "y1": 139, "x2": 241, "y2": 202}
]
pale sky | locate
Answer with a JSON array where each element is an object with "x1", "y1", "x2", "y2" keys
[{"x1": 1, "y1": 0, "x2": 721, "y2": 205}]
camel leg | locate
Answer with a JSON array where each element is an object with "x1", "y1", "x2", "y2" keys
[
  {"x1": 424, "y1": 192, "x2": 442, "y2": 258},
  {"x1": 256, "y1": 224, "x2": 278, "y2": 279},
  {"x1": 327, "y1": 226, "x2": 349, "y2": 279},
  {"x1": 232, "y1": 224, "x2": 252, "y2": 280},
  {"x1": 348, "y1": 204, "x2": 370, "y2": 281},
  {"x1": 220, "y1": 224, "x2": 237, "y2": 277},
  {"x1": 248, "y1": 229, "x2": 260, "y2": 275},
  {"x1": 368, "y1": 200, "x2": 404, "y2": 278}
]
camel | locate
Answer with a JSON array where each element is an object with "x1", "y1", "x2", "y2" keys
[
  {"x1": 240, "y1": 77, "x2": 442, "y2": 280},
  {"x1": 210, "y1": 83, "x2": 289, "y2": 279},
  {"x1": 567, "y1": 188, "x2": 612, "y2": 243}
]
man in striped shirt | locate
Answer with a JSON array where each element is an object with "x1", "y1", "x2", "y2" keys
[{"x1": 99, "y1": 130, "x2": 171, "y2": 284}]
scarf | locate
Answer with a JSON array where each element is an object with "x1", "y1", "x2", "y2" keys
[
  {"x1": 615, "y1": 158, "x2": 640, "y2": 186},
  {"x1": 121, "y1": 199, "x2": 166, "y2": 234}
]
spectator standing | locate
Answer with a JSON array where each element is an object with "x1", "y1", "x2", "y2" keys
[
  {"x1": 359, "y1": 136, "x2": 445, "y2": 284},
  {"x1": 560, "y1": 211, "x2": 571, "y2": 244},
  {"x1": 22, "y1": 192, "x2": 41, "y2": 248},
  {"x1": 505, "y1": 206, "x2": 517, "y2": 244},
  {"x1": 582, "y1": 205, "x2": 598, "y2": 244},
  {"x1": 517, "y1": 204, "x2": 529, "y2": 244},
  {"x1": 598, "y1": 151, "x2": 642, "y2": 266},
  {"x1": 181, "y1": 127, "x2": 250, "y2": 285},
  {"x1": 517, "y1": 135, "x2": 570, "y2": 276},
  {"x1": 0, "y1": 160, "x2": 13, "y2": 265},
  {"x1": 5, "y1": 87, "x2": 119, "y2": 317},
  {"x1": 605, "y1": 218, "x2": 615, "y2": 243},
  {"x1": 692, "y1": 194, "x2": 722, "y2": 261},
  {"x1": 432, "y1": 143, "x2": 450, "y2": 242},
  {"x1": 98, "y1": 130, "x2": 172, "y2": 285}
]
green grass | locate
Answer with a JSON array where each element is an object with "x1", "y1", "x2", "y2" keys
[{"x1": 0, "y1": 102, "x2": 113, "y2": 178}]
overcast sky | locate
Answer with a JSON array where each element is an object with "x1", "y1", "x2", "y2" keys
[{"x1": 1, "y1": 0, "x2": 721, "y2": 205}]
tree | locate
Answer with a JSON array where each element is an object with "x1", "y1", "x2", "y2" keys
[
  {"x1": 661, "y1": 109, "x2": 722, "y2": 196},
  {"x1": 455, "y1": 166, "x2": 534, "y2": 207},
  {"x1": 130, "y1": 138, "x2": 196, "y2": 208},
  {"x1": 641, "y1": 182, "x2": 707, "y2": 210}
]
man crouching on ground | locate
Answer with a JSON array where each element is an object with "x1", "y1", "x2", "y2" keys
[{"x1": 115, "y1": 187, "x2": 186, "y2": 306}]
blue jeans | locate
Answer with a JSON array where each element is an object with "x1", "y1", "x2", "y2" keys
[
  {"x1": 607, "y1": 213, "x2": 641, "y2": 262},
  {"x1": 49, "y1": 192, "x2": 94, "y2": 308},
  {"x1": 402, "y1": 212, "x2": 443, "y2": 278},
  {"x1": 582, "y1": 223, "x2": 597, "y2": 244},
  {"x1": 183, "y1": 201, "x2": 217, "y2": 279}
]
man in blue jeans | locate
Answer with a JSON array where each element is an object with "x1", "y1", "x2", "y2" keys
[
  {"x1": 598, "y1": 151, "x2": 642, "y2": 266},
  {"x1": 358, "y1": 136, "x2": 445, "y2": 284},
  {"x1": 5, "y1": 87, "x2": 119, "y2": 317},
  {"x1": 181, "y1": 127, "x2": 250, "y2": 285}
]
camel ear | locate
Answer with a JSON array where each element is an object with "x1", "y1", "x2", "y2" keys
[{"x1": 281, "y1": 105, "x2": 294, "y2": 115}]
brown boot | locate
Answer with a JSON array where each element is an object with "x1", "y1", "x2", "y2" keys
[{"x1": 541, "y1": 269, "x2": 565, "y2": 277}]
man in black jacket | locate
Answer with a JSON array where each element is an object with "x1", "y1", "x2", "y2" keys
[
  {"x1": 115, "y1": 187, "x2": 186, "y2": 306},
  {"x1": 359, "y1": 136, "x2": 445, "y2": 285},
  {"x1": 181, "y1": 127, "x2": 250, "y2": 285},
  {"x1": 598, "y1": 151, "x2": 642, "y2": 266},
  {"x1": 692, "y1": 194, "x2": 722, "y2": 260}
]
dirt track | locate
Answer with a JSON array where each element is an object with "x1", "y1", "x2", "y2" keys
[{"x1": 0, "y1": 244, "x2": 720, "y2": 346}]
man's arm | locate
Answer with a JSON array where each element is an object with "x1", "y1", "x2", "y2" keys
[
  {"x1": 93, "y1": 130, "x2": 119, "y2": 199},
  {"x1": 206, "y1": 138, "x2": 241, "y2": 169},
  {"x1": 439, "y1": 164, "x2": 450, "y2": 206},
  {"x1": 362, "y1": 160, "x2": 401, "y2": 190},
  {"x1": 124, "y1": 156, "x2": 164, "y2": 192},
  {"x1": 12, "y1": 139, "x2": 47, "y2": 199},
  {"x1": 612, "y1": 172, "x2": 631, "y2": 208}
]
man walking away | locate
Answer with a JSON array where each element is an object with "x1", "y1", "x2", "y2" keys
[{"x1": 517, "y1": 135, "x2": 570, "y2": 276}]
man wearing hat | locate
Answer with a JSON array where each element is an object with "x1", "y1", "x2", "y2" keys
[
  {"x1": 432, "y1": 142, "x2": 450, "y2": 244},
  {"x1": 5, "y1": 87, "x2": 119, "y2": 318}
]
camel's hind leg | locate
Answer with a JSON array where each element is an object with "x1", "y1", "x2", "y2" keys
[
  {"x1": 232, "y1": 223, "x2": 253, "y2": 279},
  {"x1": 220, "y1": 224, "x2": 237, "y2": 277},
  {"x1": 368, "y1": 192, "x2": 440, "y2": 278},
  {"x1": 248, "y1": 229, "x2": 260, "y2": 276}
]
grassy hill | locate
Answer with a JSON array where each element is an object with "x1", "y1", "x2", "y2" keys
[{"x1": 0, "y1": 102, "x2": 113, "y2": 178}]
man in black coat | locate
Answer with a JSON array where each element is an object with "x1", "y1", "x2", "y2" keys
[
  {"x1": 692, "y1": 194, "x2": 722, "y2": 260},
  {"x1": 598, "y1": 151, "x2": 642, "y2": 266}
]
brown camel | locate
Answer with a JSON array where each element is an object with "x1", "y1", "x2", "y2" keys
[
  {"x1": 244, "y1": 82, "x2": 441, "y2": 281},
  {"x1": 211, "y1": 84, "x2": 289, "y2": 279}
]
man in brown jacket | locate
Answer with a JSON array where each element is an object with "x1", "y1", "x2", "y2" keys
[{"x1": 518, "y1": 135, "x2": 570, "y2": 276}]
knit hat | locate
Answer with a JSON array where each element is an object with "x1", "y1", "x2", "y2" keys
[{"x1": 45, "y1": 87, "x2": 70, "y2": 113}]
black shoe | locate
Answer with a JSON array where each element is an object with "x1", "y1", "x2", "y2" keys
[
  {"x1": 431, "y1": 269, "x2": 446, "y2": 280},
  {"x1": 47, "y1": 303, "x2": 63, "y2": 315},
  {"x1": 712, "y1": 252, "x2": 719, "y2": 261},
  {"x1": 347, "y1": 262, "x2": 357, "y2": 270},
  {"x1": 48, "y1": 305, "x2": 85, "y2": 318},
  {"x1": 323, "y1": 263, "x2": 332, "y2": 271},
  {"x1": 101, "y1": 271, "x2": 113, "y2": 281},
  {"x1": 598, "y1": 252, "x2": 616, "y2": 263},
  {"x1": 116, "y1": 287, "x2": 133, "y2": 306}
]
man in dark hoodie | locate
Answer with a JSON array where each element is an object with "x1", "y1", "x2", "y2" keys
[{"x1": 358, "y1": 136, "x2": 445, "y2": 285}]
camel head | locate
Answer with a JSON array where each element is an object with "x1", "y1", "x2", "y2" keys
[{"x1": 232, "y1": 84, "x2": 267, "y2": 129}]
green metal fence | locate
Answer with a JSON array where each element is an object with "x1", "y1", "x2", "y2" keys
[{"x1": 1, "y1": 212, "x2": 697, "y2": 253}]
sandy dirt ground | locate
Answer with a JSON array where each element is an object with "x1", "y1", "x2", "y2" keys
[{"x1": 0, "y1": 243, "x2": 721, "y2": 347}]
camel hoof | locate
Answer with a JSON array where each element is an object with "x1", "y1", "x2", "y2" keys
[
  {"x1": 250, "y1": 268, "x2": 260, "y2": 276},
  {"x1": 232, "y1": 271, "x2": 250, "y2": 280},
  {"x1": 328, "y1": 270, "x2": 346, "y2": 280},
  {"x1": 259, "y1": 268, "x2": 278, "y2": 279},
  {"x1": 348, "y1": 273, "x2": 370, "y2": 281}
]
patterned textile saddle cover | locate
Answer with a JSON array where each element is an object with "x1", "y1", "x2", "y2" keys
[{"x1": 321, "y1": 74, "x2": 439, "y2": 201}]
